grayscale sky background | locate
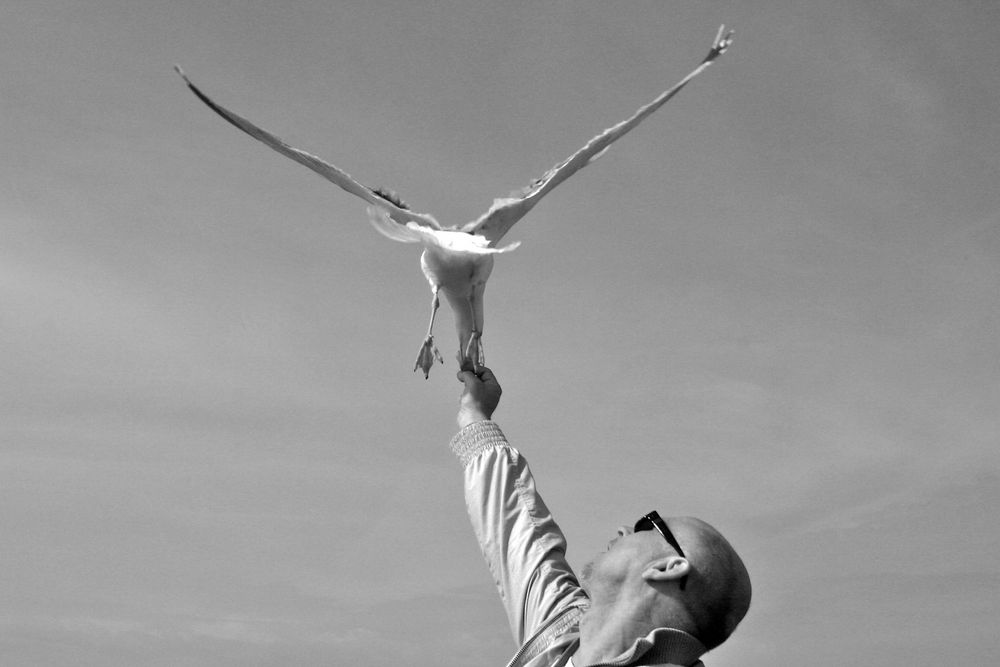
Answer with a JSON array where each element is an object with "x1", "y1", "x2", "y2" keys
[{"x1": 3, "y1": 1, "x2": 998, "y2": 665}]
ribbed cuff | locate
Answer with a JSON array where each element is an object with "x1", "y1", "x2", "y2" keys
[{"x1": 449, "y1": 420, "x2": 509, "y2": 467}]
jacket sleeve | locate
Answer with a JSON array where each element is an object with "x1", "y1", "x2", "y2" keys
[{"x1": 451, "y1": 420, "x2": 589, "y2": 645}]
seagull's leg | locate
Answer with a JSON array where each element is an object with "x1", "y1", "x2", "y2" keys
[
  {"x1": 463, "y1": 290, "x2": 485, "y2": 373},
  {"x1": 414, "y1": 286, "x2": 444, "y2": 379},
  {"x1": 464, "y1": 330, "x2": 483, "y2": 373},
  {"x1": 425, "y1": 287, "x2": 441, "y2": 338}
]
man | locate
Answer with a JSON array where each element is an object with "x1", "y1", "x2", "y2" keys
[{"x1": 452, "y1": 367, "x2": 751, "y2": 667}]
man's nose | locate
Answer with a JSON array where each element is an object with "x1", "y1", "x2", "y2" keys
[{"x1": 617, "y1": 525, "x2": 633, "y2": 537}]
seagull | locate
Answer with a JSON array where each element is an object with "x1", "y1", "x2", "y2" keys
[{"x1": 176, "y1": 26, "x2": 733, "y2": 378}]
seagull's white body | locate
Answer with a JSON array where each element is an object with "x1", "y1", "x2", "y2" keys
[
  {"x1": 366, "y1": 206, "x2": 514, "y2": 372},
  {"x1": 176, "y1": 26, "x2": 733, "y2": 377}
]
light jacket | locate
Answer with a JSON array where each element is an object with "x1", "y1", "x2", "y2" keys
[{"x1": 450, "y1": 420, "x2": 707, "y2": 667}]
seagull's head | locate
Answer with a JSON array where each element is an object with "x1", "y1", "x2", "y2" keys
[{"x1": 372, "y1": 187, "x2": 409, "y2": 210}]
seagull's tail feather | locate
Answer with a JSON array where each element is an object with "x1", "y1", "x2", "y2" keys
[
  {"x1": 417, "y1": 230, "x2": 520, "y2": 254},
  {"x1": 486, "y1": 239, "x2": 521, "y2": 253},
  {"x1": 368, "y1": 207, "x2": 520, "y2": 254}
]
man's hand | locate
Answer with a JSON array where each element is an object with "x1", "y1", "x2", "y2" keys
[{"x1": 457, "y1": 366, "x2": 502, "y2": 429}]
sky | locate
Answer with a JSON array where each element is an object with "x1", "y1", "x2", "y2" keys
[{"x1": 2, "y1": 1, "x2": 998, "y2": 665}]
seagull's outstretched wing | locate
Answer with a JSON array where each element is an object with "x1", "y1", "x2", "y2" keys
[
  {"x1": 463, "y1": 25, "x2": 734, "y2": 245},
  {"x1": 175, "y1": 66, "x2": 442, "y2": 231}
]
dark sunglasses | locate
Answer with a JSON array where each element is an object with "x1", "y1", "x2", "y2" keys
[{"x1": 635, "y1": 511, "x2": 688, "y2": 590}]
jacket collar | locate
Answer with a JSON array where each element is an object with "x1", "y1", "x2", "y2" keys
[{"x1": 572, "y1": 626, "x2": 706, "y2": 666}]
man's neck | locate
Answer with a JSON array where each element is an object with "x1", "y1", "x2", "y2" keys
[{"x1": 573, "y1": 603, "x2": 654, "y2": 665}]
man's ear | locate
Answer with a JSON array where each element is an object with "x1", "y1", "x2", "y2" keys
[{"x1": 642, "y1": 556, "x2": 690, "y2": 583}]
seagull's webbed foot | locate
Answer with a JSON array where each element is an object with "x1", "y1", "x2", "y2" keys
[
  {"x1": 414, "y1": 336, "x2": 444, "y2": 379},
  {"x1": 413, "y1": 287, "x2": 444, "y2": 378}
]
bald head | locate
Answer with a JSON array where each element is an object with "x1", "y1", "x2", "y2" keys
[{"x1": 663, "y1": 517, "x2": 751, "y2": 650}]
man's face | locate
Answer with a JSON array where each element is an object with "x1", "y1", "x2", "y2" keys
[{"x1": 579, "y1": 523, "x2": 670, "y2": 593}]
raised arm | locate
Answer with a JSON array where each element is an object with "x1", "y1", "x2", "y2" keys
[{"x1": 451, "y1": 368, "x2": 588, "y2": 644}]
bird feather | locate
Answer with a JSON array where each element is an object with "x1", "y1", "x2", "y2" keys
[
  {"x1": 173, "y1": 65, "x2": 442, "y2": 232},
  {"x1": 461, "y1": 25, "x2": 734, "y2": 245}
]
